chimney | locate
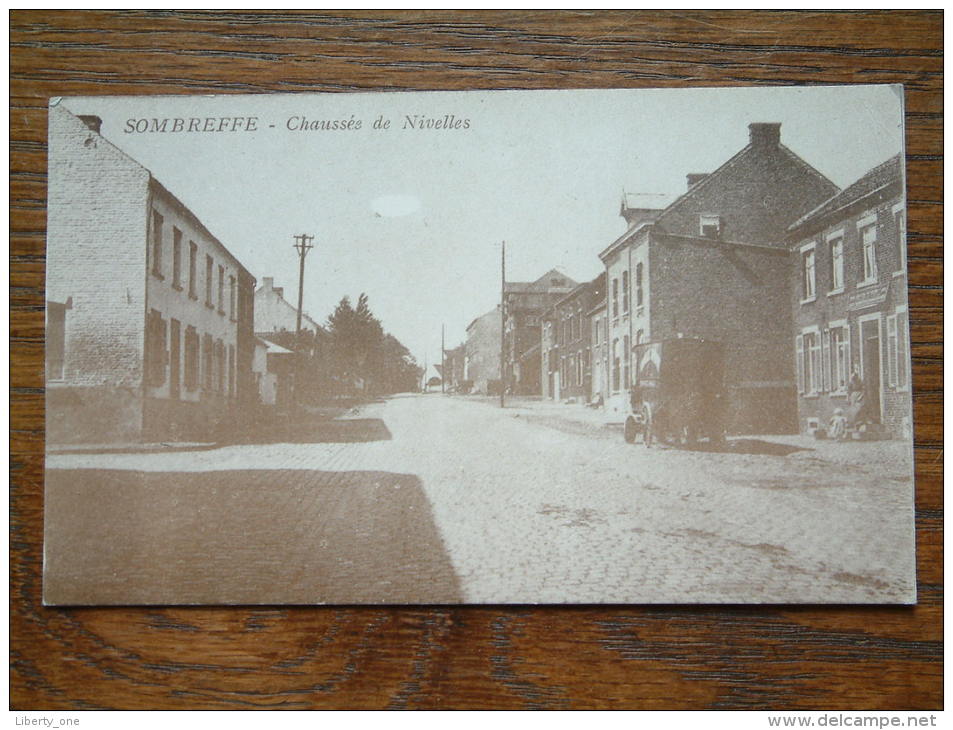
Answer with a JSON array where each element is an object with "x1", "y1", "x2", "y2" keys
[
  {"x1": 77, "y1": 115, "x2": 102, "y2": 134},
  {"x1": 262, "y1": 276, "x2": 274, "y2": 291},
  {"x1": 686, "y1": 173, "x2": 708, "y2": 190},
  {"x1": 749, "y1": 122, "x2": 781, "y2": 148}
]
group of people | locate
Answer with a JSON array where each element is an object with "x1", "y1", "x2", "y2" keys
[{"x1": 827, "y1": 365, "x2": 874, "y2": 440}]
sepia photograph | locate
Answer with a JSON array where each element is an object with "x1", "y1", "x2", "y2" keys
[{"x1": 43, "y1": 85, "x2": 915, "y2": 606}]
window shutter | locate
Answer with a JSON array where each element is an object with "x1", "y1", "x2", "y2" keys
[
  {"x1": 896, "y1": 314, "x2": 908, "y2": 390},
  {"x1": 886, "y1": 315, "x2": 897, "y2": 387},
  {"x1": 795, "y1": 335, "x2": 804, "y2": 394},
  {"x1": 821, "y1": 330, "x2": 831, "y2": 393}
]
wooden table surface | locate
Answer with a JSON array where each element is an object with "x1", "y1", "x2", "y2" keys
[{"x1": 10, "y1": 10, "x2": 942, "y2": 710}]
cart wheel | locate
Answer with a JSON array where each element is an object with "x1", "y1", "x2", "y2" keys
[
  {"x1": 624, "y1": 416, "x2": 639, "y2": 444},
  {"x1": 641, "y1": 405, "x2": 654, "y2": 447}
]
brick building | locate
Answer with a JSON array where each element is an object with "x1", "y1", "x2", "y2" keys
[
  {"x1": 596, "y1": 122, "x2": 840, "y2": 432},
  {"x1": 46, "y1": 103, "x2": 256, "y2": 443},
  {"x1": 464, "y1": 307, "x2": 502, "y2": 395},
  {"x1": 541, "y1": 273, "x2": 605, "y2": 402},
  {"x1": 787, "y1": 154, "x2": 911, "y2": 438},
  {"x1": 503, "y1": 269, "x2": 577, "y2": 395},
  {"x1": 588, "y1": 299, "x2": 609, "y2": 407}
]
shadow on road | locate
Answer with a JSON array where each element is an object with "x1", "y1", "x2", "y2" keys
[
  {"x1": 672, "y1": 438, "x2": 813, "y2": 457},
  {"x1": 228, "y1": 417, "x2": 393, "y2": 445},
  {"x1": 44, "y1": 467, "x2": 461, "y2": 606}
]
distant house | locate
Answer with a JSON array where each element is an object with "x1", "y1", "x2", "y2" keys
[
  {"x1": 542, "y1": 273, "x2": 606, "y2": 402},
  {"x1": 46, "y1": 104, "x2": 256, "y2": 443},
  {"x1": 503, "y1": 269, "x2": 577, "y2": 395},
  {"x1": 465, "y1": 307, "x2": 502, "y2": 395},
  {"x1": 787, "y1": 154, "x2": 911, "y2": 438},
  {"x1": 597, "y1": 122, "x2": 840, "y2": 431},
  {"x1": 253, "y1": 276, "x2": 328, "y2": 405}
]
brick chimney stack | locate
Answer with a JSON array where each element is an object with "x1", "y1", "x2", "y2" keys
[
  {"x1": 749, "y1": 122, "x2": 781, "y2": 147},
  {"x1": 77, "y1": 115, "x2": 102, "y2": 134},
  {"x1": 686, "y1": 173, "x2": 709, "y2": 189}
]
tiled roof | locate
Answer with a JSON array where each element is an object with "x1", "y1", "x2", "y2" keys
[{"x1": 789, "y1": 154, "x2": 902, "y2": 232}]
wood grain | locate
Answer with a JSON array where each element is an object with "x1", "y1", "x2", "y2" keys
[{"x1": 10, "y1": 10, "x2": 942, "y2": 710}]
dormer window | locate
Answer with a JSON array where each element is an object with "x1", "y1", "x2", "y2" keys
[{"x1": 700, "y1": 215, "x2": 721, "y2": 238}]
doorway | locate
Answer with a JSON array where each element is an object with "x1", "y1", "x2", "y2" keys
[{"x1": 859, "y1": 316, "x2": 882, "y2": 423}]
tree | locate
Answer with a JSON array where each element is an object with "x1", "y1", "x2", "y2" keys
[{"x1": 325, "y1": 293, "x2": 421, "y2": 396}]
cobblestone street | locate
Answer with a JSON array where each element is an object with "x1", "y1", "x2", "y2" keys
[{"x1": 46, "y1": 393, "x2": 916, "y2": 605}]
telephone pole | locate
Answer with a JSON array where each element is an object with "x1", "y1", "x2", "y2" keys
[
  {"x1": 500, "y1": 240, "x2": 506, "y2": 409},
  {"x1": 291, "y1": 233, "x2": 314, "y2": 404},
  {"x1": 441, "y1": 324, "x2": 446, "y2": 394}
]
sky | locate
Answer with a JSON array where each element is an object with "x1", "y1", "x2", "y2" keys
[{"x1": 61, "y1": 86, "x2": 904, "y2": 367}]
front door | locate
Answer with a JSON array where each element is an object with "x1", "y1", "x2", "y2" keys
[{"x1": 860, "y1": 318, "x2": 881, "y2": 423}]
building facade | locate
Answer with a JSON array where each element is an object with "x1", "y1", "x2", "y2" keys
[
  {"x1": 46, "y1": 104, "x2": 256, "y2": 443},
  {"x1": 588, "y1": 300, "x2": 609, "y2": 406},
  {"x1": 253, "y1": 276, "x2": 328, "y2": 406},
  {"x1": 503, "y1": 269, "x2": 577, "y2": 395},
  {"x1": 596, "y1": 122, "x2": 841, "y2": 432},
  {"x1": 787, "y1": 154, "x2": 911, "y2": 438},
  {"x1": 465, "y1": 307, "x2": 502, "y2": 395},
  {"x1": 541, "y1": 273, "x2": 605, "y2": 402}
]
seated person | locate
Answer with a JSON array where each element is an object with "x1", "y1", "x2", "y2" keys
[{"x1": 828, "y1": 408, "x2": 849, "y2": 440}]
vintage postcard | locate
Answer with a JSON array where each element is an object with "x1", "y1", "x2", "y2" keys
[{"x1": 43, "y1": 86, "x2": 915, "y2": 605}]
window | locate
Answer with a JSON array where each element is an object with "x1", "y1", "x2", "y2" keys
[
  {"x1": 860, "y1": 223, "x2": 878, "y2": 284},
  {"x1": 801, "y1": 245, "x2": 816, "y2": 302},
  {"x1": 612, "y1": 278, "x2": 619, "y2": 318},
  {"x1": 188, "y1": 241, "x2": 198, "y2": 299},
  {"x1": 172, "y1": 227, "x2": 183, "y2": 290},
  {"x1": 229, "y1": 276, "x2": 236, "y2": 321},
  {"x1": 622, "y1": 271, "x2": 629, "y2": 313},
  {"x1": 796, "y1": 329, "x2": 821, "y2": 395},
  {"x1": 623, "y1": 334, "x2": 630, "y2": 390},
  {"x1": 184, "y1": 326, "x2": 199, "y2": 391},
  {"x1": 203, "y1": 333, "x2": 213, "y2": 390},
  {"x1": 205, "y1": 255, "x2": 214, "y2": 308},
  {"x1": 887, "y1": 307, "x2": 910, "y2": 391},
  {"x1": 829, "y1": 324, "x2": 850, "y2": 394},
  {"x1": 828, "y1": 234, "x2": 844, "y2": 293},
  {"x1": 612, "y1": 338, "x2": 620, "y2": 391},
  {"x1": 636, "y1": 328, "x2": 644, "y2": 346},
  {"x1": 46, "y1": 301, "x2": 67, "y2": 380},
  {"x1": 700, "y1": 214, "x2": 721, "y2": 238},
  {"x1": 150, "y1": 211, "x2": 164, "y2": 279},
  {"x1": 568, "y1": 355, "x2": 575, "y2": 386},
  {"x1": 635, "y1": 262, "x2": 644, "y2": 309},
  {"x1": 228, "y1": 344, "x2": 236, "y2": 397},
  {"x1": 215, "y1": 339, "x2": 225, "y2": 392},
  {"x1": 893, "y1": 204, "x2": 907, "y2": 273},
  {"x1": 217, "y1": 265, "x2": 225, "y2": 314},
  {"x1": 145, "y1": 309, "x2": 167, "y2": 387}
]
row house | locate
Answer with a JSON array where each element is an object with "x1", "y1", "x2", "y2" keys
[
  {"x1": 588, "y1": 299, "x2": 610, "y2": 407},
  {"x1": 439, "y1": 344, "x2": 467, "y2": 392},
  {"x1": 465, "y1": 307, "x2": 502, "y2": 395},
  {"x1": 46, "y1": 104, "x2": 257, "y2": 443},
  {"x1": 787, "y1": 154, "x2": 911, "y2": 438},
  {"x1": 254, "y1": 276, "x2": 326, "y2": 408},
  {"x1": 503, "y1": 269, "x2": 577, "y2": 395},
  {"x1": 541, "y1": 273, "x2": 605, "y2": 402},
  {"x1": 596, "y1": 122, "x2": 840, "y2": 432}
]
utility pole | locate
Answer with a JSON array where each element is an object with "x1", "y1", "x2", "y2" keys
[
  {"x1": 441, "y1": 324, "x2": 446, "y2": 394},
  {"x1": 500, "y1": 240, "x2": 506, "y2": 408},
  {"x1": 291, "y1": 233, "x2": 314, "y2": 404}
]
